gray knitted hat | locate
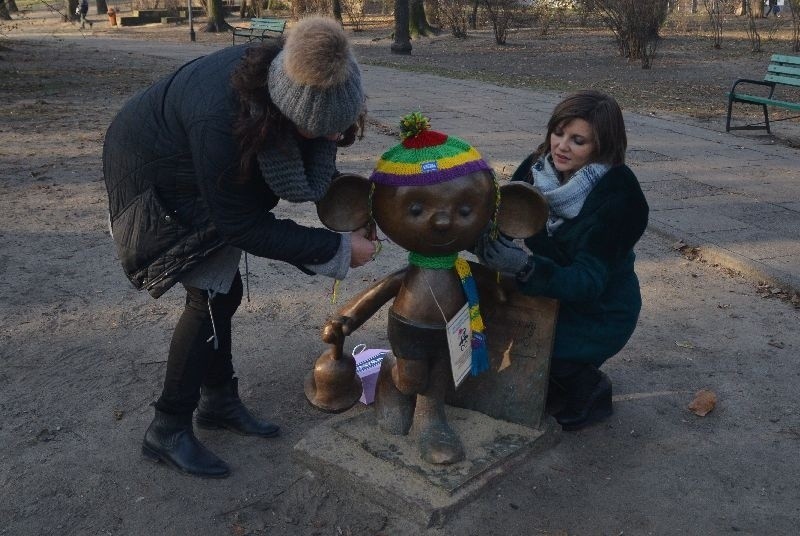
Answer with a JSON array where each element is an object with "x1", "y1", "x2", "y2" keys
[{"x1": 268, "y1": 16, "x2": 364, "y2": 138}]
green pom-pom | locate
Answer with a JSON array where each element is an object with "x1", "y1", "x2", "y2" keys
[{"x1": 400, "y1": 112, "x2": 430, "y2": 140}]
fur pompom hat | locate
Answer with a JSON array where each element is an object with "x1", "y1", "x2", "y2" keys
[{"x1": 268, "y1": 16, "x2": 364, "y2": 137}]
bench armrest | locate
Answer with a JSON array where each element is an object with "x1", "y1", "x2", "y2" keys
[{"x1": 729, "y1": 78, "x2": 776, "y2": 98}]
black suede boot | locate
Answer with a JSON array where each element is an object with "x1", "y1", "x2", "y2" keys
[
  {"x1": 551, "y1": 362, "x2": 613, "y2": 431},
  {"x1": 142, "y1": 408, "x2": 230, "y2": 478},
  {"x1": 195, "y1": 377, "x2": 280, "y2": 438}
]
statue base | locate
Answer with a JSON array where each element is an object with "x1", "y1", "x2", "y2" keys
[{"x1": 293, "y1": 405, "x2": 559, "y2": 528}]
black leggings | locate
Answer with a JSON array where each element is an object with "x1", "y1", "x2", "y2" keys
[{"x1": 155, "y1": 272, "x2": 243, "y2": 415}]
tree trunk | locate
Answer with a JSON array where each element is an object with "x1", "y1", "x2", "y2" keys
[
  {"x1": 204, "y1": 0, "x2": 231, "y2": 31},
  {"x1": 95, "y1": 0, "x2": 107, "y2": 14},
  {"x1": 409, "y1": 0, "x2": 436, "y2": 36},
  {"x1": 470, "y1": 0, "x2": 479, "y2": 29},
  {"x1": 391, "y1": 0, "x2": 412, "y2": 54},
  {"x1": 332, "y1": 0, "x2": 342, "y2": 23},
  {"x1": 0, "y1": 0, "x2": 11, "y2": 20},
  {"x1": 64, "y1": 0, "x2": 79, "y2": 21},
  {"x1": 7, "y1": 0, "x2": 17, "y2": 13}
]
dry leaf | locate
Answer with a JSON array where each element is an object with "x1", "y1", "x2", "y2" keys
[
  {"x1": 676, "y1": 340, "x2": 695, "y2": 349},
  {"x1": 688, "y1": 389, "x2": 717, "y2": 416}
]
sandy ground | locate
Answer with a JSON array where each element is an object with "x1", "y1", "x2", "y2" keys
[{"x1": 2, "y1": 11, "x2": 800, "y2": 536}]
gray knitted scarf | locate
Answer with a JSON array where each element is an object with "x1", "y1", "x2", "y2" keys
[
  {"x1": 531, "y1": 154, "x2": 609, "y2": 235},
  {"x1": 257, "y1": 136, "x2": 338, "y2": 203}
]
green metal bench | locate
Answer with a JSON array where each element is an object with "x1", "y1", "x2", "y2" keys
[
  {"x1": 232, "y1": 17, "x2": 286, "y2": 45},
  {"x1": 726, "y1": 54, "x2": 800, "y2": 134}
]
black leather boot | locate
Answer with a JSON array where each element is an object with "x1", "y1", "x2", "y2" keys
[
  {"x1": 142, "y1": 409, "x2": 230, "y2": 478},
  {"x1": 551, "y1": 362, "x2": 613, "y2": 431},
  {"x1": 195, "y1": 377, "x2": 280, "y2": 438}
]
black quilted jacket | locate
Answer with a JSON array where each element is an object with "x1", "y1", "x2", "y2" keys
[{"x1": 103, "y1": 45, "x2": 340, "y2": 298}]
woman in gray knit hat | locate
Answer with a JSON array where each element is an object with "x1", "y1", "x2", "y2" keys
[{"x1": 103, "y1": 16, "x2": 372, "y2": 478}]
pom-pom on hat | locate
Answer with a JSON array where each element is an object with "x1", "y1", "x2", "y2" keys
[
  {"x1": 268, "y1": 16, "x2": 365, "y2": 137},
  {"x1": 370, "y1": 112, "x2": 491, "y2": 186}
]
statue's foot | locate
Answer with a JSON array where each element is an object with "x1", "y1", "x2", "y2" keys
[
  {"x1": 374, "y1": 354, "x2": 415, "y2": 436},
  {"x1": 417, "y1": 417, "x2": 465, "y2": 465}
]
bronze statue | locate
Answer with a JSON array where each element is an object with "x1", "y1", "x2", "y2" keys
[{"x1": 306, "y1": 114, "x2": 547, "y2": 464}]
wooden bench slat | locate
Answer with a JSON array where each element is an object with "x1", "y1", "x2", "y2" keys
[
  {"x1": 767, "y1": 64, "x2": 800, "y2": 78},
  {"x1": 772, "y1": 54, "x2": 800, "y2": 66},
  {"x1": 765, "y1": 73, "x2": 800, "y2": 87},
  {"x1": 728, "y1": 93, "x2": 800, "y2": 111}
]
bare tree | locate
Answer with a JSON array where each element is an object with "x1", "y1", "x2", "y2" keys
[
  {"x1": 483, "y1": 0, "x2": 518, "y2": 44},
  {"x1": 789, "y1": 0, "x2": 800, "y2": 51},
  {"x1": 438, "y1": 0, "x2": 470, "y2": 36},
  {"x1": 702, "y1": 0, "x2": 737, "y2": 48},
  {"x1": 744, "y1": 0, "x2": 761, "y2": 51},
  {"x1": 341, "y1": 0, "x2": 365, "y2": 30},
  {"x1": 410, "y1": 0, "x2": 438, "y2": 35},
  {"x1": 585, "y1": 0, "x2": 670, "y2": 68},
  {"x1": 332, "y1": 0, "x2": 343, "y2": 23},
  {"x1": 392, "y1": 0, "x2": 412, "y2": 53},
  {"x1": 204, "y1": 0, "x2": 230, "y2": 31}
]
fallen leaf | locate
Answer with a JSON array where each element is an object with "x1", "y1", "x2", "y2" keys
[
  {"x1": 768, "y1": 340, "x2": 785, "y2": 349},
  {"x1": 688, "y1": 389, "x2": 717, "y2": 417},
  {"x1": 676, "y1": 340, "x2": 695, "y2": 349}
]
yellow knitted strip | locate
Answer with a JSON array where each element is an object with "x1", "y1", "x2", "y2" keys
[{"x1": 374, "y1": 147, "x2": 484, "y2": 176}]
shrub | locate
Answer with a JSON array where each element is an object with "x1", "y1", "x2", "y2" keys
[
  {"x1": 438, "y1": 0, "x2": 470, "y2": 37},
  {"x1": 585, "y1": 0, "x2": 670, "y2": 69},
  {"x1": 483, "y1": 0, "x2": 520, "y2": 44}
]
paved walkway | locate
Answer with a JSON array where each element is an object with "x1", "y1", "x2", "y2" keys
[{"x1": 19, "y1": 34, "x2": 800, "y2": 293}]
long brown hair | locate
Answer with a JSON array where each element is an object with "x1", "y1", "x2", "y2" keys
[
  {"x1": 229, "y1": 42, "x2": 365, "y2": 182},
  {"x1": 532, "y1": 90, "x2": 627, "y2": 166}
]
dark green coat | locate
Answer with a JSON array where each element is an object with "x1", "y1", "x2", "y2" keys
[{"x1": 511, "y1": 156, "x2": 649, "y2": 365}]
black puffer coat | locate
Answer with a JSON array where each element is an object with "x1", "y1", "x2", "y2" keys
[{"x1": 103, "y1": 45, "x2": 340, "y2": 298}]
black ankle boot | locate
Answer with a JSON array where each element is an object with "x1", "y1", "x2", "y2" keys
[
  {"x1": 195, "y1": 377, "x2": 280, "y2": 438},
  {"x1": 551, "y1": 363, "x2": 613, "y2": 431},
  {"x1": 142, "y1": 409, "x2": 230, "y2": 478}
]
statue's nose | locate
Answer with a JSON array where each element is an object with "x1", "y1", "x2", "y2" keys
[{"x1": 430, "y1": 211, "x2": 451, "y2": 231}]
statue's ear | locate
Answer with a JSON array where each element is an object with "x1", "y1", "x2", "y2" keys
[
  {"x1": 316, "y1": 173, "x2": 372, "y2": 231},
  {"x1": 495, "y1": 182, "x2": 549, "y2": 238}
]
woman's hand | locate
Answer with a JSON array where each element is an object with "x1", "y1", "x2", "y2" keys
[
  {"x1": 349, "y1": 226, "x2": 377, "y2": 268},
  {"x1": 478, "y1": 234, "x2": 532, "y2": 279}
]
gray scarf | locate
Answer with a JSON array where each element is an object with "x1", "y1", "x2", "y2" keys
[
  {"x1": 257, "y1": 136, "x2": 338, "y2": 203},
  {"x1": 531, "y1": 154, "x2": 609, "y2": 236}
]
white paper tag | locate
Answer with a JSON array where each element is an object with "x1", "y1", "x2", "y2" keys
[{"x1": 446, "y1": 304, "x2": 472, "y2": 388}]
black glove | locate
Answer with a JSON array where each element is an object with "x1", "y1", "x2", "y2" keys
[{"x1": 478, "y1": 234, "x2": 535, "y2": 281}]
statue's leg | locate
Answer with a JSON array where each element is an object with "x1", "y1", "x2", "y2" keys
[
  {"x1": 413, "y1": 356, "x2": 465, "y2": 465},
  {"x1": 374, "y1": 353, "x2": 416, "y2": 435}
]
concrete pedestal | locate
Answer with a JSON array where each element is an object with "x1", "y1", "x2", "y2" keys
[{"x1": 293, "y1": 406, "x2": 559, "y2": 527}]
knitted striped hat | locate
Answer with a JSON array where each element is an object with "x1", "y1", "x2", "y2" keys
[{"x1": 370, "y1": 112, "x2": 491, "y2": 186}]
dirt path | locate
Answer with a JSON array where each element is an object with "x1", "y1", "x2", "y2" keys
[{"x1": 1, "y1": 17, "x2": 800, "y2": 536}]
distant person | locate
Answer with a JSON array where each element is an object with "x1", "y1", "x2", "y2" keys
[
  {"x1": 77, "y1": 0, "x2": 92, "y2": 29},
  {"x1": 477, "y1": 90, "x2": 649, "y2": 431},
  {"x1": 765, "y1": 0, "x2": 780, "y2": 17},
  {"x1": 102, "y1": 17, "x2": 374, "y2": 478}
]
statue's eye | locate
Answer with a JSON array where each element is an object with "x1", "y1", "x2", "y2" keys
[
  {"x1": 408, "y1": 202, "x2": 423, "y2": 217},
  {"x1": 458, "y1": 205, "x2": 472, "y2": 218}
]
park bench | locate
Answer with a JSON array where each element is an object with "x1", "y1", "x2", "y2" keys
[
  {"x1": 232, "y1": 17, "x2": 286, "y2": 45},
  {"x1": 725, "y1": 54, "x2": 800, "y2": 134}
]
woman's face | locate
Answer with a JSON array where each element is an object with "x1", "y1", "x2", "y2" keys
[{"x1": 549, "y1": 118, "x2": 596, "y2": 180}]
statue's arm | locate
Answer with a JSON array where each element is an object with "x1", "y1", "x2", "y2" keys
[{"x1": 322, "y1": 268, "x2": 407, "y2": 344}]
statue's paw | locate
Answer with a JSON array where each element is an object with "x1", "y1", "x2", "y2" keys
[{"x1": 418, "y1": 423, "x2": 465, "y2": 465}]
